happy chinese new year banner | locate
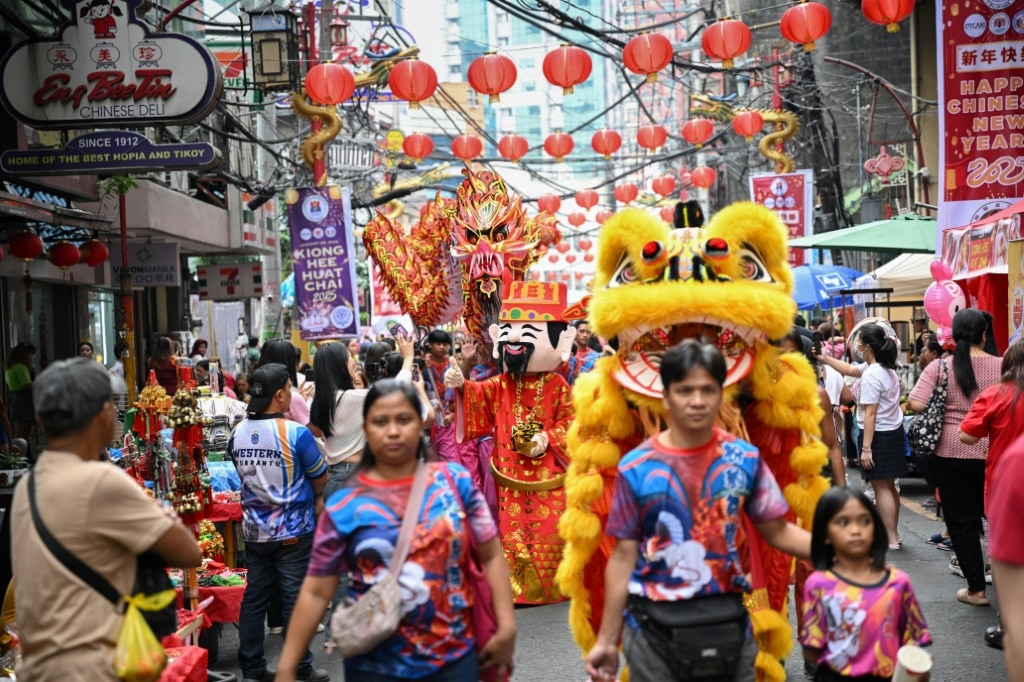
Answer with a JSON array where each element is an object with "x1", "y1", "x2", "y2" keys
[
  {"x1": 749, "y1": 170, "x2": 814, "y2": 267},
  {"x1": 1008, "y1": 239, "x2": 1024, "y2": 344},
  {"x1": 936, "y1": 0, "x2": 1024, "y2": 239},
  {"x1": 285, "y1": 186, "x2": 361, "y2": 341}
]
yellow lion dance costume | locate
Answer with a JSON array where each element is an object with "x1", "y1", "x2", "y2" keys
[{"x1": 556, "y1": 203, "x2": 830, "y2": 681}]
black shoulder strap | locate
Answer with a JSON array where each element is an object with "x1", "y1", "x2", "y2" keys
[{"x1": 28, "y1": 472, "x2": 121, "y2": 606}]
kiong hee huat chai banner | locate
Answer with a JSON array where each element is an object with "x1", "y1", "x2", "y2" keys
[{"x1": 285, "y1": 186, "x2": 361, "y2": 341}]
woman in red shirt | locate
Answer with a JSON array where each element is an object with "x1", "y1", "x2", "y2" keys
[{"x1": 147, "y1": 336, "x2": 178, "y2": 395}]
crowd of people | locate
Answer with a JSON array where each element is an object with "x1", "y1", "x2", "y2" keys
[{"x1": 5, "y1": 299, "x2": 1023, "y2": 682}]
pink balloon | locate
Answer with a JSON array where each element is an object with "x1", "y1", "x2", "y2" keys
[
  {"x1": 936, "y1": 326, "x2": 953, "y2": 348},
  {"x1": 923, "y1": 279, "x2": 966, "y2": 327}
]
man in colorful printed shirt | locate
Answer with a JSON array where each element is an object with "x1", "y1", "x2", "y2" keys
[
  {"x1": 229, "y1": 363, "x2": 330, "y2": 682},
  {"x1": 585, "y1": 341, "x2": 811, "y2": 682}
]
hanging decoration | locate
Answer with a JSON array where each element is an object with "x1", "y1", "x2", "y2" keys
[
  {"x1": 388, "y1": 57, "x2": 439, "y2": 109},
  {"x1": 682, "y1": 118, "x2": 715, "y2": 147},
  {"x1": 304, "y1": 62, "x2": 355, "y2": 105},
  {"x1": 7, "y1": 230, "x2": 44, "y2": 261},
  {"x1": 863, "y1": 145, "x2": 906, "y2": 184},
  {"x1": 543, "y1": 131, "x2": 574, "y2": 162},
  {"x1": 403, "y1": 132, "x2": 434, "y2": 162},
  {"x1": 47, "y1": 241, "x2": 80, "y2": 269},
  {"x1": 538, "y1": 194, "x2": 562, "y2": 214},
  {"x1": 584, "y1": 252, "x2": 594, "y2": 263},
  {"x1": 566, "y1": 253, "x2": 577, "y2": 264},
  {"x1": 701, "y1": 19, "x2": 752, "y2": 69},
  {"x1": 596, "y1": 209, "x2": 614, "y2": 224},
  {"x1": 861, "y1": 0, "x2": 915, "y2": 32},
  {"x1": 542, "y1": 44, "x2": 592, "y2": 95},
  {"x1": 613, "y1": 183, "x2": 639, "y2": 205},
  {"x1": 548, "y1": 253, "x2": 560, "y2": 264},
  {"x1": 591, "y1": 129, "x2": 622, "y2": 160},
  {"x1": 556, "y1": 242, "x2": 571, "y2": 254},
  {"x1": 578, "y1": 238, "x2": 593, "y2": 251},
  {"x1": 690, "y1": 166, "x2": 718, "y2": 188},
  {"x1": 780, "y1": 2, "x2": 832, "y2": 52},
  {"x1": 636, "y1": 124, "x2": 668, "y2": 151},
  {"x1": 652, "y1": 175, "x2": 677, "y2": 197},
  {"x1": 575, "y1": 189, "x2": 599, "y2": 210},
  {"x1": 79, "y1": 238, "x2": 110, "y2": 267},
  {"x1": 467, "y1": 52, "x2": 518, "y2": 103},
  {"x1": 568, "y1": 212, "x2": 587, "y2": 227},
  {"x1": 731, "y1": 110, "x2": 764, "y2": 140},
  {"x1": 451, "y1": 134, "x2": 483, "y2": 161},
  {"x1": 659, "y1": 206, "x2": 675, "y2": 222},
  {"x1": 623, "y1": 32, "x2": 674, "y2": 83},
  {"x1": 498, "y1": 133, "x2": 530, "y2": 162}
]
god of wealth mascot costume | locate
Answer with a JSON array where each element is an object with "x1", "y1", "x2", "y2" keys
[
  {"x1": 556, "y1": 203, "x2": 829, "y2": 680},
  {"x1": 445, "y1": 281, "x2": 577, "y2": 604}
]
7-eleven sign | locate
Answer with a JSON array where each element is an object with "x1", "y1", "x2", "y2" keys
[{"x1": 197, "y1": 262, "x2": 263, "y2": 301}]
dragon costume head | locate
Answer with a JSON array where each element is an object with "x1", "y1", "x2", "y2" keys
[
  {"x1": 557, "y1": 202, "x2": 828, "y2": 681},
  {"x1": 364, "y1": 166, "x2": 560, "y2": 342}
]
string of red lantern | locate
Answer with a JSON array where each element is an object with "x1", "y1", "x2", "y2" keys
[
  {"x1": 637, "y1": 124, "x2": 668, "y2": 151},
  {"x1": 498, "y1": 133, "x2": 530, "y2": 162},
  {"x1": 403, "y1": 132, "x2": 434, "y2": 162},
  {"x1": 681, "y1": 118, "x2": 714, "y2": 147},
  {"x1": 701, "y1": 19, "x2": 752, "y2": 69},
  {"x1": 388, "y1": 58, "x2": 438, "y2": 109},
  {"x1": 304, "y1": 62, "x2": 355, "y2": 105},
  {"x1": 79, "y1": 238, "x2": 109, "y2": 267},
  {"x1": 538, "y1": 194, "x2": 561, "y2": 214},
  {"x1": 731, "y1": 110, "x2": 764, "y2": 140},
  {"x1": 861, "y1": 0, "x2": 915, "y2": 32},
  {"x1": 780, "y1": 2, "x2": 832, "y2": 52},
  {"x1": 451, "y1": 134, "x2": 483, "y2": 161},
  {"x1": 542, "y1": 44, "x2": 592, "y2": 95},
  {"x1": 47, "y1": 241, "x2": 81, "y2": 269},
  {"x1": 544, "y1": 132, "x2": 574, "y2": 161},
  {"x1": 467, "y1": 52, "x2": 517, "y2": 103},
  {"x1": 575, "y1": 189, "x2": 599, "y2": 210},
  {"x1": 591, "y1": 129, "x2": 622, "y2": 159},
  {"x1": 623, "y1": 32, "x2": 674, "y2": 82},
  {"x1": 7, "y1": 230, "x2": 44, "y2": 261}
]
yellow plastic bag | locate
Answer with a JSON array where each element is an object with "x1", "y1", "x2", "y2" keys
[{"x1": 115, "y1": 590, "x2": 176, "y2": 682}]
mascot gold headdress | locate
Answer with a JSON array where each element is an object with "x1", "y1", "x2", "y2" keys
[{"x1": 556, "y1": 203, "x2": 829, "y2": 681}]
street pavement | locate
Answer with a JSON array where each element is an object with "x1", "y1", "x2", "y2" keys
[{"x1": 208, "y1": 475, "x2": 1007, "y2": 681}]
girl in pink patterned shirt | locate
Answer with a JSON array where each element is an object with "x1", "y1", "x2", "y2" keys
[{"x1": 801, "y1": 488, "x2": 931, "y2": 681}]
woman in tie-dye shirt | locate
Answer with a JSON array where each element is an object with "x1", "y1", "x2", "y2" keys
[{"x1": 801, "y1": 488, "x2": 930, "y2": 681}]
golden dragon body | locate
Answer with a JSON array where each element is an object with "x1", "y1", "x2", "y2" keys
[{"x1": 691, "y1": 94, "x2": 801, "y2": 173}]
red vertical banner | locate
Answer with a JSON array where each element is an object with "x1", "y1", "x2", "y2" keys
[
  {"x1": 749, "y1": 170, "x2": 814, "y2": 267},
  {"x1": 369, "y1": 263, "x2": 404, "y2": 323},
  {"x1": 937, "y1": 2, "x2": 1024, "y2": 237}
]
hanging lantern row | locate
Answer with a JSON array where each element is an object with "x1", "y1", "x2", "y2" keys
[
  {"x1": 538, "y1": 194, "x2": 561, "y2": 214},
  {"x1": 690, "y1": 166, "x2": 718, "y2": 188},
  {"x1": 613, "y1": 182, "x2": 639, "y2": 205},
  {"x1": 387, "y1": 57, "x2": 438, "y2": 109},
  {"x1": 702, "y1": 19, "x2": 752, "y2": 69},
  {"x1": 591, "y1": 129, "x2": 622, "y2": 160},
  {"x1": 79, "y1": 238, "x2": 109, "y2": 267},
  {"x1": 575, "y1": 189, "x2": 599, "y2": 210},
  {"x1": 780, "y1": 2, "x2": 832, "y2": 52},
  {"x1": 637, "y1": 124, "x2": 668, "y2": 152},
  {"x1": 4, "y1": 232, "x2": 109, "y2": 268},
  {"x1": 403, "y1": 132, "x2": 434, "y2": 163},
  {"x1": 623, "y1": 31, "x2": 674, "y2": 82},
  {"x1": 681, "y1": 118, "x2": 714, "y2": 148},
  {"x1": 451, "y1": 134, "x2": 483, "y2": 161},
  {"x1": 544, "y1": 131, "x2": 575, "y2": 162},
  {"x1": 652, "y1": 174, "x2": 677, "y2": 197},
  {"x1": 498, "y1": 133, "x2": 529, "y2": 162},
  {"x1": 542, "y1": 44, "x2": 592, "y2": 95},
  {"x1": 467, "y1": 52, "x2": 517, "y2": 103}
]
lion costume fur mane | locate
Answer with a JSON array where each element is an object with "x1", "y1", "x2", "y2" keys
[{"x1": 556, "y1": 202, "x2": 830, "y2": 681}]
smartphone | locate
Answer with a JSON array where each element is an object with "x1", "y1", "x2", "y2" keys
[
  {"x1": 812, "y1": 331, "x2": 823, "y2": 358},
  {"x1": 388, "y1": 321, "x2": 409, "y2": 339},
  {"x1": 411, "y1": 366, "x2": 422, "y2": 382}
]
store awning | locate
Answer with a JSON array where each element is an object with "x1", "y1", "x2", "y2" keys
[
  {"x1": 789, "y1": 214, "x2": 937, "y2": 254},
  {"x1": 0, "y1": 190, "x2": 114, "y2": 231}
]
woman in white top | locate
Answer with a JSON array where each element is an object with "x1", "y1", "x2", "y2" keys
[{"x1": 854, "y1": 323, "x2": 907, "y2": 549}]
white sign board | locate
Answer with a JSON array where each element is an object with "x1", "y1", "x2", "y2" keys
[
  {"x1": 111, "y1": 241, "x2": 180, "y2": 287},
  {"x1": 197, "y1": 262, "x2": 263, "y2": 301}
]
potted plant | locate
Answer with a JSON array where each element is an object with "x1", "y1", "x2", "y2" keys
[{"x1": 0, "y1": 448, "x2": 29, "y2": 487}]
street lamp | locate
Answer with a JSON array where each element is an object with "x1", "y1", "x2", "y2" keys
[{"x1": 245, "y1": 2, "x2": 300, "y2": 93}]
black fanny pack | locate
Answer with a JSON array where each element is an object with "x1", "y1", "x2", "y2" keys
[{"x1": 629, "y1": 593, "x2": 748, "y2": 681}]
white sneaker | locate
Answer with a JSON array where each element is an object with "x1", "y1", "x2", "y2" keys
[
  {"x1": 950, "y1": 556, "x2": 965, "y2": 578},
  {"x1": 268, "y1": 626, "x2": 284, "y2": 635},
  {"x1": 316, "y1": 622, "x2": 326, "y2": 633}
]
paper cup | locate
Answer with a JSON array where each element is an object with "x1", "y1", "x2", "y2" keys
[{"x1": 892, "y1": 645, "x2": 932, "y2": 682}]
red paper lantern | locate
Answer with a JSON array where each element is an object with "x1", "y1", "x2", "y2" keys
[
  {"x1": 543, "y1": 132, "x2": 574, "y2": 161},
  {"x1": 578, "y1": 238, "x2": 593, "y2": 251},
  {"x1": 498, "y1": 133, "x2": 529, "y2": 162},
  {"x1": 614, "y1": 183, "x2": 639, "y2": 205},
  {"x1": 591, "y1": 129, "x2": 622, "y2": 160},
  {"x1": 451, "y1": 134, "x2": 483, "y2": 161},
  {"x1": 568, "y1": 212, "x2": 587, "y2": 227},
  {"x1": 7, "y1": 230, "x2": 43, "y2": 261},
  {"x1": 538, "y1": 194, "x2": 561, "y2": 214},
  {"x1": 575, "y1": 189, "x2": 599, "y2": 210},
  {"x1": 304, "y1": 62, "x2": 355, "y2": 105},
  {"x1": 652, "y1": 174, "x2": 677, "y2": 197},
  {"x1": 701, "y1": 19, "x2": 752, "y2": 69},
  {"x1": 560, "y1": 272, "x2": 571, "y2": 282},
  {"x1": 682, "y1": 118, "x2": 715, "y2": 147},
  {"x1": 623, "y1": 32, "x2": 674, "y2": 83},
  {"x1": 542, "y1": 44, "x2": 592, "y2": 95},
  {"x1": 387, "y1": 58, "x2": 438, "y2": 109},
  {"x1": 780, "y1": 2, "x2": 832, "y2": 52},
  {"x1": 548, "y1": 253, "x2": 560, "y2": 264},
  {"x1": 596, "y1": 209, "x2": 613, "y2": 224},
  {"x1": 690, "y1": 166, "x2": 717, "y2": 188},
  {"x1": 47, "y1": 240, "x2": 81, "y2": 269},
  {"x1": 574, "y1": 271, "x2": 585, "y2": 281},
  {"x1": 556, "y1": 241, "x2": 571, "y2": 254},
  {"x1": 467, "y1": 52, "x2": 517, "y2": 103},
  {"x1": 403, "y1": 132, "x2": 434, "y2": 162},
  {"x1": 637, "y1": 124, "x2": 668, "y2": 151},
  {"x1": 731, "y1": 110, "x2": 764, "y2": 140},
  {"x1": 79, "y1": 238, "x2": 109, "y2": 267},
  {"x1": 660, "y1": 206, "x2": 675, "y2": 222},
  {"x1": 861, "y1": 0, "x2": 915, "y2": 32},
  {"x1": 584, "y1": 253, "x2": 595, "y2": 263},
  {"x1": 566, "y1": 253, "x2": 577, "y2": 264}
]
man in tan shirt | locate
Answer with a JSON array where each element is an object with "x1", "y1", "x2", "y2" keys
[{"x1": 11, "y1": 358, "x2": 201, "y2": 681}]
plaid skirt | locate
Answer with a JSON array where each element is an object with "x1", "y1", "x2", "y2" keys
[{"x1": 859, "y1": 424, "x2": 907, "y2": 481}]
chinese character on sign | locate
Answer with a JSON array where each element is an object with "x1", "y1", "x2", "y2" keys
[
  {"x1": 133, "y1": 41, "x2": 163, "y2": 68},
  {"x1": 90, "y1": 42, "x2": 120, "y2": 69},
  {"x1": 46, "y1": 43, "x2": 77, "y2": 71}
]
